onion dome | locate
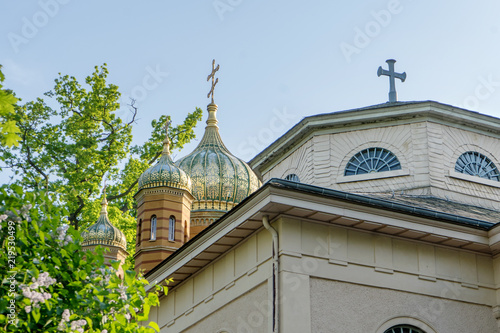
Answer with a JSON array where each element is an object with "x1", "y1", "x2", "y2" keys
[
  {"x1": 177, "y1": 103, "x2": 261, "y2": 211},
  {"x1": 81, "y1": 191, "x2": 127, "y2": 250},
  {"x1": 138, "y1": 122, "x2": 192, "y2": 192}
]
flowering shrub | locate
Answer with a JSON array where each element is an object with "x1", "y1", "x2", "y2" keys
[{"x1": 0, "y1": 185, "x2": 165, "y2": 332}]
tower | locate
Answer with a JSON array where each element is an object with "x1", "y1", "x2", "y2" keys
[
  {"x1": 134, "y1": 120, "x2": 194, "y2": 274},
  {"x1": 81, "y1": 190, "x2": 129, "y2": 277}
]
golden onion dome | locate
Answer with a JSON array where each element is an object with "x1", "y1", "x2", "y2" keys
[
  {"x1": 138, "y1": 124, "x2": 192, "y2": 192},
  {"x1": 81, "y1": 193, "x2": 127, "y2": 250},
  {"x1": 177, "y1": 103, "x2": 261, "y2": 211}
]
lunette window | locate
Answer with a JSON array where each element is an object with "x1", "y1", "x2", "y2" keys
[
  {"x1": 345, "y1": 147, "x2": 401, "y2": 176},
  {"x1": 284, "y1": 174, "x2": 300, "y2": 182},
  {"x1": 384, "y1": 325, "x2": 425, "y2": 333},
  {"x1": 455, "y1": 151, "x2": 500, "y2": 181}
]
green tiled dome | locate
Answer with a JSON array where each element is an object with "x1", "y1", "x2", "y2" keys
[
  {"x1": 177, "y1": 103, "x2": 261, "y2": 211},
  {"x1": 82, "y1": 196, "x2": 127, "y2": 250},
  {"x1": 138, "y1": 136, "x2": 192, "y2": 192}
]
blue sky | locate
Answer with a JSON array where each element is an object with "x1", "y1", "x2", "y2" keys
[{"x1": 2, "y1": 0, "x2": 500, "y2": 179}]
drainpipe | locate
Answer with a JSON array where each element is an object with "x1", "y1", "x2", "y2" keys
[{"x1": 262, "y1": 215, "x2": 279, "y2": 333}]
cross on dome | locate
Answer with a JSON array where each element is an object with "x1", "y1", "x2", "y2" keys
[{"x1": 207, "y1": 59, "x2": 220, "y2": 104}]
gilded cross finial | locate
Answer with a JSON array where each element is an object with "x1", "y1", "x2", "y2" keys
[
  {"x1": 377, "y1": 59, "x2": 406, "y2": 103},
  {"x1": 207, "y1": 59, "x2": 220, "y2": 104}
]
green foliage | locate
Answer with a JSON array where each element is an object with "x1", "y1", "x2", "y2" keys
[
  {"x1": 0, "y1": 64, "x2": 203, "y2": 236},
  {"x1": 0, "y1": 65, "x2": 20, "y2": 147},
  {"x1": 0, "y1": 185, "x2": 168, "y2": 332},
  {"x1": 0, "y1": 64, "x2": 202, "y2": 332}
]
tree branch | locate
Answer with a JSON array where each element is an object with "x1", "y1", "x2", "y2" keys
[
  {"x1": 127, "y1": 99, "x2": 138, "y2": 125},
  {"x1": 107, "y1": 179, "x2": 139, "y2": 201},
  {"x1": 23, "y1": 129, "x2": 49, "y2": 189},
  {"x1": 69, "y1": 195, "x2": 85, "y2": 230},
  {"x1": 106, "y1": 151, "x2": 162, "y2": 202}
]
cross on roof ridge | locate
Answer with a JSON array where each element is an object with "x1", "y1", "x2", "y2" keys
[{"x1": 377, "y1": 59, "x2": 406, "y2": 103}]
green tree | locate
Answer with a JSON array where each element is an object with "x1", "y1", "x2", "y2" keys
[
  {"x1": 0, "y1": 65, "x2": 21, "y2": 147},
  {"x1": 0, "y1": 185, "x2": 170, "y2": 332},
  {"x1": 0, "y1": 64, "x2": 203, "y2": 250}
]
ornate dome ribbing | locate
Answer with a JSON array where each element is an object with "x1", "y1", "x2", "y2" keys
[
  {"x1": 177, "y1": 103, "x2": 261, "y2": 211},
  {"x1": 138, "y1": 125, "x2": 192, "y2": 192},
  {"x1": 81, "y1": 193, "x2": 127, "y2": 250}
]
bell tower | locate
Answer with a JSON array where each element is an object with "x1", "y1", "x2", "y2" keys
[{"x1": 134, "y1": 118, "x2": 194, "y2": 274}]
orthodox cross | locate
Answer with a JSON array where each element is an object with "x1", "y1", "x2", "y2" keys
[
  {"x1": 377, "y1": 59, "x2": 406, "y2": 103},
  {"x1": 207, "y1": 59, "x2": 220, "y2": 103}
]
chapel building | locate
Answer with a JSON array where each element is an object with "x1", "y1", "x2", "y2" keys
[{"x1": 132, "y1": 60, "x2": 500, "y2": 332}]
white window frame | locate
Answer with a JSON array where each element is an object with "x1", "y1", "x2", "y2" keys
[
  {"x1": 168, "y1": 216, "x2": 175, "y2": 241},
  {"x1": 150, "y1": 215, "x2": 157, "y2": 241}
]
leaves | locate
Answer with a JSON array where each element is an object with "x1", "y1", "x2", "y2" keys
[
  {"x1": 0, "y1": 186, "x2": 164, "y2": 332},
  {"x1": 0, "y1": 64, "x2": 202, "y2": 233},
  {"x1": 148, "y1": 321, "x2": 160, "y2": 332},
  {"x1": 0, "y1": 65, "x2": 20, "y2": 147}
]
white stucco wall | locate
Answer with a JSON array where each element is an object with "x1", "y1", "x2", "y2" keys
[
  {"x1": 182, "y1": 282, "x2": 269, "y2": 333},
  {"x1": 151, "y1": 229, "x2": 273, "y2": 332},
  {"x1": 309, "y1": 278, "x2": 498, "y2": 333}
]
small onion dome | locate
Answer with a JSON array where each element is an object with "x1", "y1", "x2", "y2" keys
[
  {"x1": 81, "y1": 193, "x2": 127, "y2": 250},
  {"x1": 138, "y1": 126, "x2": 192, "y2": 192},
  {"x1": 177, "y1": 103, "x2": 261, "y2": 209}
]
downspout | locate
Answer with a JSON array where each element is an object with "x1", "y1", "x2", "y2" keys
[{"x1": 263, "y1": 215, "x2": 279, "y2": 333}]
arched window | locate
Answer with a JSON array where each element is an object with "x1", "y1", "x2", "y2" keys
[
  {"x1": 384, "y1": 325, "x2": 425, "y2": 333},
  {"x1": 284, "y1": 173, "x2": 300, "y2": 182},
  {"x1": 455, "y1": 151, "x2": 500, "y2": 181},
  {"x1": 345, "y1": 147, "x2": 401, "y2": 176},
  {"x1": 150, "y1": 215, "x2": 157, "y2": 241},
  {"x1": 168, "y1": 216, "x2": 175, "y2": 241},
  {"x1": 137, "y1": 219, "x2": 142, "y2": 245}
]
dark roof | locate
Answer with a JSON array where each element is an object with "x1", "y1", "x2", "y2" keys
[
  {"x1": 266, "y1": 179, "x2": 497, "y2": 230},
  {"x1": 356, "y1": 192, "x2": 500, "y2": 224}
]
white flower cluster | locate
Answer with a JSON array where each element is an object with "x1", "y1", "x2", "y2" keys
[
  {"x1": 117, "y1": 284, "x2": 127, "y2": 301},
  {"x1": 2, "y1": 210, "x2": 21, "y2": 223},
  {"x1": 19, "y1": 204, "x2": 32, "y2": 220},
  {"x1": 89, "y1": 267, "x2": 112, "y2": 287},
  {"x1": 56, "y1": 223, "x2": 73, "y2": 246},
  {"x1": 57, "y1": 309, "x2": 87, "y2": 333},
  {"x1": 2, "y1": 204, "x2": 33, "y2": 225},
  {"x1": 70, "y1": 319, "x2": 87, "y2": 333},
  {"x1": 22, "y1": 272, "x2": 57, "y2": 313}
]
